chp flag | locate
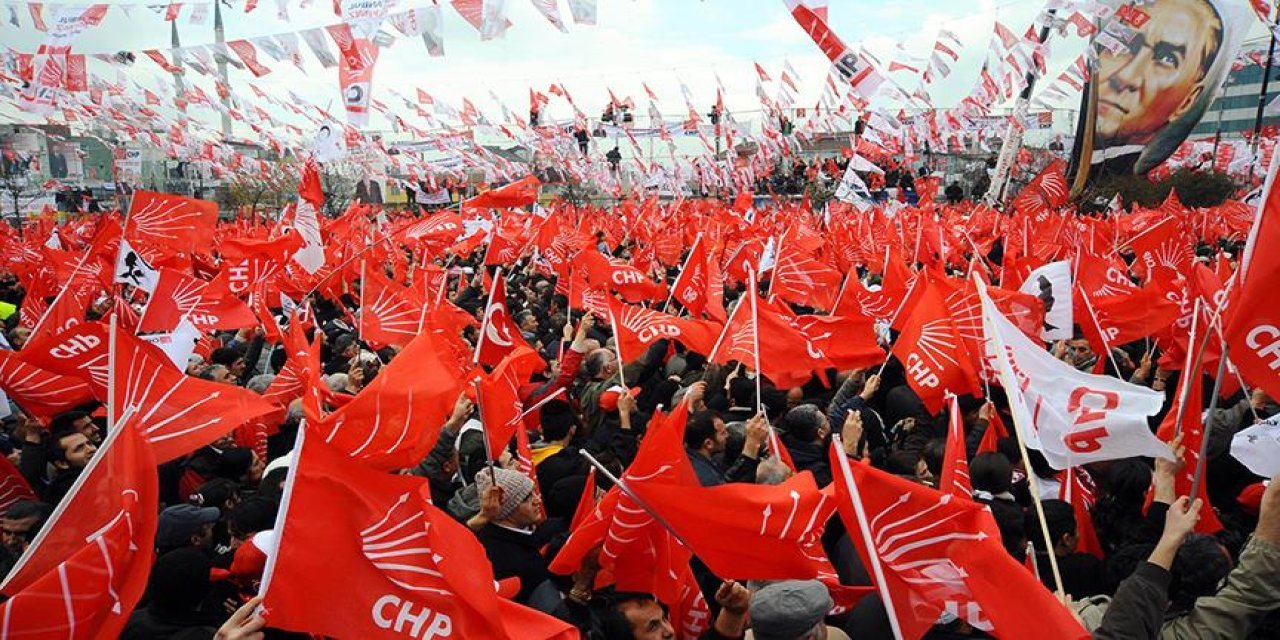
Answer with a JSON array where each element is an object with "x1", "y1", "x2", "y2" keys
[
  {"x1": 977, "y1": 275, "x2": 1173, "y2": 469},
  {"x1": 1227, "y1": 153, "x2": 1280, "y2": 403}
]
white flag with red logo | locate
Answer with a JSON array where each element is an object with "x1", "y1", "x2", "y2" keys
[{"x1": 978, "y1": 276, "x2": 1172, "y2": 469}]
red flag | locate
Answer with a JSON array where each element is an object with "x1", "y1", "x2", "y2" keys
[
  {"x1": 575, "y1": 250, "x2": 668, "y2": 303},
  {"x1": 707, "y1": 279, "x2": 829, "y2": 389},
  {"x1": 770, "y1": 239, "x2": 843, "y2": 311},
  {"x1": 0, "y1": 349, "x2": 95, "y2": 422},
  {"x1": 939, "y1": 394, "x2": 973, "y2": 499},
  {"x1": 0, "y1": 455, "x2": 36, "y2": 512},
  {"x1": 398, "y1": 211, "x2": 463, "y2": 249},
  {"x1": 475, "y1": 274, "x2": 527, "y2": 367},
  {"x1": 359, "y1": 264, "x2": 425, "y2": 347},
  {"x1": 465, "y1": 176, "x2": 540, "y2": 209},
  {"x1": 261, "y1": 431, "x2": 576, "y2": 640},
  {"x1": 310, "y1": 329, "x2": 467, "y2": 471},
  {"x1": 124, "y1": 190, "x2": 217, "y2": 258},
  {"x1": 476, "y1": 347, "x2": 542, "y2": 459},
  {"x1": 21, "y1": 322, "x2": 278, "y2": 463},
  {"x1": 830, "y1": 448, "x2": 1089, "y2": 640},
  {"x1": 1151, "y1": 368, "x2": 1224, "y2": 534},
  {"x1": 137, "y1": 267, "x2": 258, "y2": 333},
  {"x1": 1226, "y1": 160, "x2": 1280, "y2": 402},
  {"x1": 607, "y1": 296, "x2": 721, "y2": 362},
  {"x1": 627, "y1": 469, "x2": 871, "y2": 606},
  {"x1": 894, "y1": 276, "x2": 980, "y2": 413},
  {"x1": 0, "y1": 424, "x2": 157, "y2": 639},
  {"x1": 1060, "y1": 466, "x2": 1104, "y2": 558},
  {"x1": 669, "y1": 234, "x2": 711, "y2": 317},
  {"x1": 1010, "y1": 159, "x2": 1069, "y2": 219},
  {"x1": 976, "y1": 409, "x2": 1008, "y2": 455}
]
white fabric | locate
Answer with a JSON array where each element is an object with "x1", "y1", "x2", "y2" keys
[
  {"x1": 1232, "y1": 416, "x2": 1280, "y2": 478},
  {"x1": 1017, "y1": 260, "x2": 1073, "y2": 341},
  {"x1": 979, "y1": 276, "x2": 1172, "y2": 470}
]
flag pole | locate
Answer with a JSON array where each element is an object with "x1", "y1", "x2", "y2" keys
[
  {"x1": 1173, "y1": 298, "x2": 1206, "y2": 439},
  {"x1": 749, "y1": 270, "x2": 763, "y2": 414},
  {"x1": 1078, "y1": 289, "x2": 1124, "y2": 375},
  {"x1": 472, "y1": 379, "x2": 499, "y2": 487},
  {"x1": 1191, "y1": 346, "x2": 1229, "y2": 501},
  {"x1": 662, "y1": 232, "x2": 702, "y2": 314},
  {"x1": 830, "y1": 434, "x2": 905, "y2": 640},
  {"x1": 0, "y1": 405, "x2": 137, "y2": 593},
  {"x1": 108, "y1": 313, "x2": 118, "y2": 430},
  {"x1": 358, "y1": 259, "x2": 367, "y2": 341},
  {"x1": 607, "y1": 303, "x2": 628, "y2": 389},
  {"x1": 973, "y1": 274, "x2": 1067, "y2": 596},
  {"x1": 578, "y1": 449, "x2": 696, "y2": 551}
]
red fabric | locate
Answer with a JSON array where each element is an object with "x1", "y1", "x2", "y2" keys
[
  {"x1": 628, "y1": 469, "x2": 871, "y2": 608},
  {"x1": 1060, "y1": 467, "x2": 1104, "y2": 558},
  {"x1": 939, "y1": 394, "x2": 973, "y2": 499},
  {"x1": 575, "y1": 250, "x2": 668, "y2": 303},
  {"x1": 261, "y1": 433, "x2": 576, "y2": 640},
  {"x1": 124, "y1": 189, "x2": 218, "y2": 259},
  {"x1": 1226, "y1": 175, "x2": 1280, "y2": 403},
  {"x1": 137, "y1": 267, "x2": 257, "y2": 334},
  {"x1": 309, "y1": 328, "x2": 467, "y2": 471},
  {"x1": 476, "y1": 275, "x2": 528, "y2": 367},
  {"x1": 359, "y1": 265, "x2": 425, "y2": 348},
  {"x1": 829, "y1": 451, "x2": 1089, "y2": 640},
  {"x1": 1010, "y1": 159, "x2": 1069, "y2": 220},
  {"x1": 976, "y1": 410, "x2": 1009, "y2": 455},
  {"x1": 465, "y1": 175, "x2": 541, "y2": 209},
  {"x1": 669, "y1": 235, "x2": 711, "y2": 317},
  {"x1": 0, "y1": 454, "x2": 36, "y2": 512},
  {"x1": 0, "y1": 349, "x2": 95, "y2": 423},
  {"x1": 606, "y1": 296, "x2": 722, "y2": 363},
  {"x1": 21, "y1": 322, "x2": 278, "y2": 463},
  {"x1": 0, "y1": 426, "x2": 157, "y2": 639},
  {"x1": 894, "y1": 276, "x2": 980, "y2": 413},
  {"x1": 770, "y1": 238, "x2": 842, "y2": 311},
  {"x1": 1150, "y1": 369, "x2": 1224, "y2": 534},
  {"x1": 707, "y1": 281, "x2": 828, "y2": 389},
  {"x1": 298, "y1": 160, "x2": 325, "y2": 208}
]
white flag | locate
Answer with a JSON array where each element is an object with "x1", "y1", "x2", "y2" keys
[
  {"x1": 140, "y1": 319, "x2": 201, "y2": 370},
  {"x1": 979, "y1": 275, "x2": 1172, "y2": 469},
  {"x1": 292, "y1": 199, "x2": 325, "y2": 274},
  {"x1": 114, "y1": 239, "x2": 160, "y2": 293},
  {"x1": 1017, "y1": 260, "x2": 1073, "y2": 341},
  {"x1": 1232, "y1": 417, "x2": 1280, "y2": 478}
]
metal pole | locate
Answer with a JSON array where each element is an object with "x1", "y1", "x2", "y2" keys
[
  {"x1": 1191, "y1": 347, "x2": 1229, "y2": 501},
  {"x1": 213, "y1": 0, "x2": 232, "y2": 141},
  {"x1": 987, "y1": 14, "x2": 1055, "y2": 206},
  {"x1": 1249, "y1": 29, "x2": 1278, "y2": 184},
  {"x1": 170, "y1": 20, "x2": 186, "y2": 114}
]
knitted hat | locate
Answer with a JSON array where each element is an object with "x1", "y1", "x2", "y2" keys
[{"x1": 474, "y1": 467, "x2": 535, "y2": 521}]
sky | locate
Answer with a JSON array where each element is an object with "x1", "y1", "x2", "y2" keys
[{"x1": 0, "y1": 0, "x2": 1270, "y2": 140}]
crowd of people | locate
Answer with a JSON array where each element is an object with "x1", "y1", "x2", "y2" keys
[{"x1": 0, "y1": 173, "x2": 1276, "y2": 640}]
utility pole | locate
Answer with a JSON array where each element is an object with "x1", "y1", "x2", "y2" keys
[
  {"x1": 170, "y1": 20, "x2": 186, "y2": 111},
  {"x1": 214, "y1": 0, "x2": 232, "y2": 141},
  {"x1": 1249, "y1": 22, "x2": 1277, "y2": 183},
  {"x1": 986, "y1": 12, "x2": 1055, "y2": 206}
]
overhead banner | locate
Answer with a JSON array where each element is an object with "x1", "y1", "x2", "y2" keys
[{"x1": 1069, "y1": 0, "x2": 1249, "y2": 192}]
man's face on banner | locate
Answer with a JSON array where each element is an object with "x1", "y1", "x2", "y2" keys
[{"x1": 1095, "y1": 0, "x2": 1223, "y2": 145}]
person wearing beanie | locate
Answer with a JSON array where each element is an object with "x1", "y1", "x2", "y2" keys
[
  {"x1": 746, "y1": 580, "x2": 849, "y2": 640},
  {"x1": 470, "y1": 467, "x2": 555, "y2": 605}
]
